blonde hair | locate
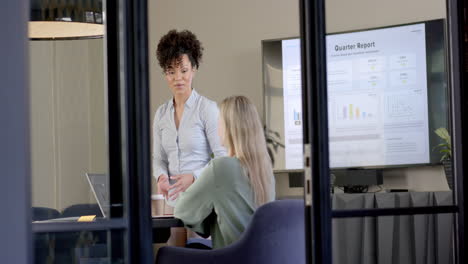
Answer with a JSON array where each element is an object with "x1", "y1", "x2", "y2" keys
[{"x1": 219, "y1": 96, "x2": 274, "y2": 206}]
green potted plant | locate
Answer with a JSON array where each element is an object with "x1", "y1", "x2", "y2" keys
[{"x1": 434, "y1": 127, "x2": 453, "y2": 189}]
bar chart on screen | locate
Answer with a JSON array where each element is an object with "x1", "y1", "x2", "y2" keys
[{"x1": 333, "y1": 93, "x2": 379, "y2": 126}]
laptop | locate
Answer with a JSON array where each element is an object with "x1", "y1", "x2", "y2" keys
[
  {"x1": 85, "y1": 173, "x2": 110, "y2": 218},
  {"x1": 32, "y1": 174, "x2": 109, "y2": 223},
  {"x1": 85, "y1": 173, "x2": 172, "y2": 219}
]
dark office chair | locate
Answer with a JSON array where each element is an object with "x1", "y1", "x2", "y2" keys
[
  {"x1": 32, "y1": 206, "x2": 61, "y2": 221},
  {"x1": 156, "y1": 199, "x2": 306, "y2": 264},
  {"x1": 60, "y1": 203, "x2": 103, "y2": 218}
]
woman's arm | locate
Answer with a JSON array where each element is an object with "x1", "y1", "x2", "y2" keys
[
  {"x1": 152, "y1": 110, "x2": 169, "y2": 182},
  {"x1": 174, "y1": 161, "x2": 216, "y2": 235}
]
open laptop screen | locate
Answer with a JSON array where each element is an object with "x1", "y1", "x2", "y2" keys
[{"x1": 85, "y1": 173, "x2": 110, "y2": 218}]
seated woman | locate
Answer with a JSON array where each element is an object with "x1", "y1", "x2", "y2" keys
[{"x1": 174, "y1": 96, "x2": 276, "y2": 249}]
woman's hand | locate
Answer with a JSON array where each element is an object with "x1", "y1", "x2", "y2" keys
[
  {"x1": 157, "y1": 174, "x2": 171, "y2": 197},
  {"x1": 169, "y1": 174, "x2": 195, "y2": 200}
]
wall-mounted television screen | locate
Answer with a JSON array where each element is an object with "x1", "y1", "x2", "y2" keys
[{"x1": 263, "y1": 19, "x2": 448, "y2": 171}]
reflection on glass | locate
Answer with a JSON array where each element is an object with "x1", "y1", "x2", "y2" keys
[
  {"x1": 328, "y1": 19, "x2": 452, "y2": 197},
  {"x1": 34, "y1": 230, "x2": 124, "y2": 264},
  {"x1": 29, "y1": 39, "x2": 109, "y2": 218},
  {"x1": 332, "y1": 214, "x2": 454, "y2": 264},
  {"x1": 262, "y1": 39, "x2": 305, "y2": 200},
  {"x1": 263, "y1": 38, "x2": 303, "y2": 172},
  {"x1": 323, "y1": 0, "x2": 453, "y2": 200}
]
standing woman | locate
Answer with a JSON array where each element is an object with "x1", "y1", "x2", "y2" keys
[{"x1": 153, "y1": 29, "x2": 226, "y2": 204}]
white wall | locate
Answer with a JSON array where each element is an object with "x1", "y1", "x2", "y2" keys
[
  {"x1": 30, "y1": 42, "x2": 57, "y2": 208},
  {"x1": 149, "y1": 0, "x2": 449, "y2": 194},
  {"x1": 149, "y1": 0, "x2": 446, "y2": 112},
  {"x1": 325, "y1": 0, "x2": 446, "y2": 33},
  {"x1": 149, "y1": 0, "x2": 300, "y2": 118},
  {"x1": 30, "y1": 39, "x2": 107, "y2": 210}
]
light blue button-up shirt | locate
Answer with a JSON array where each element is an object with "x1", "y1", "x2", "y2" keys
[{"x1": 153, "y1": 90, "x2": 227, "y2": 182}]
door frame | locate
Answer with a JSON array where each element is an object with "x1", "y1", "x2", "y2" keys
[{"x1": 0, "y1": 0, "x2": 32, "y2": 263}]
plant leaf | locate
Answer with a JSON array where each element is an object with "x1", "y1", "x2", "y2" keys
[{"x1": 435, "y1": 127, "x2": 451, "y2": 143}]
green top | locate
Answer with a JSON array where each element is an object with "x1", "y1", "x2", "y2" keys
[{"x1": 174, "y1": 156, "x2": 275, "y2": 249}]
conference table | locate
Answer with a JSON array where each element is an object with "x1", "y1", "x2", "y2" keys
[
  {"x1": 152, "y1": 216, "x2": 184, "y2": 243},
  {"x1": 32, "y1": 216, "x2": 183, "y2": 243}
]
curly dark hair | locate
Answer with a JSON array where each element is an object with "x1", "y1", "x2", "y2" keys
[{"x1": 156, "y1": 29, "x2": 204, "y2": 71}]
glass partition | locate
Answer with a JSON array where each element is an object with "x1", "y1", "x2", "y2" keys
[
  {"x1": 323, "y1": 0, "x2": 454, "y2": 208},
  {"x1": 148, "y1": 0, "x2": 302, "y2": 201},
  {"x1": 29, "y1": 39, "x2": 109, "y2": 219},
  {"x1": 34, "y1": 230, "x2": 125, "y2": 264},
  {"x1": 301, "y1": 0, "x2": 461, "y2": 263},
  {"x1": 332, "y1": 214, "x2": 455, "y2": 264}
]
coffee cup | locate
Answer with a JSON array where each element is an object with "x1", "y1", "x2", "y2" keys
[
  {"x1": 151, "y1": 194, "x2": 165, "y2": 217},
  {"x1": 164, "y1": 201, "x2": 174, "y2": 215}
]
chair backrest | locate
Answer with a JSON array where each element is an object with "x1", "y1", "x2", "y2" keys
[
  {"x1": 61, "y1": 203, "x2": 103, "y2": 218},
  {"x1": 157, "y1": 199, "x2": 306, "y2": 264},
  {"x1": 32, "y1": 207, "x2": 60, "y2": 221},
  {"x1": 224, "y1": 199, "x2": 306, "y2": 264}
]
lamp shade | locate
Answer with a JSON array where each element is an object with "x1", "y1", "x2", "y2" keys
[{"x1": 30, "y1": 0, "x2": 104, "y2": 40}]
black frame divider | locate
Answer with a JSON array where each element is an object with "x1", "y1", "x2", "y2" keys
[
  {"x1": 105, "y1": 0, "x2": 128, "y2": 261},
  {"x1": 332, "y1": 206, "x2": 458, "y2": 218},
  {"x1": 32, "y1": 220, "x2": 128, "y2": 233},
  {"x1": 107, "y1": 0, "x2": 124, "y2": 221},
  {"x1": 117, "y1": 0, "x2": 153, "y2": 263},
  {"x1": 447, "y1": 0, "x2": 467, "y2": 262},
  {"x1": 300, "y1": 0, "x2": 332, "y2": 263},
  {"x1": 299, "y1": 1, "x2": 312, "y2": 264}
]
